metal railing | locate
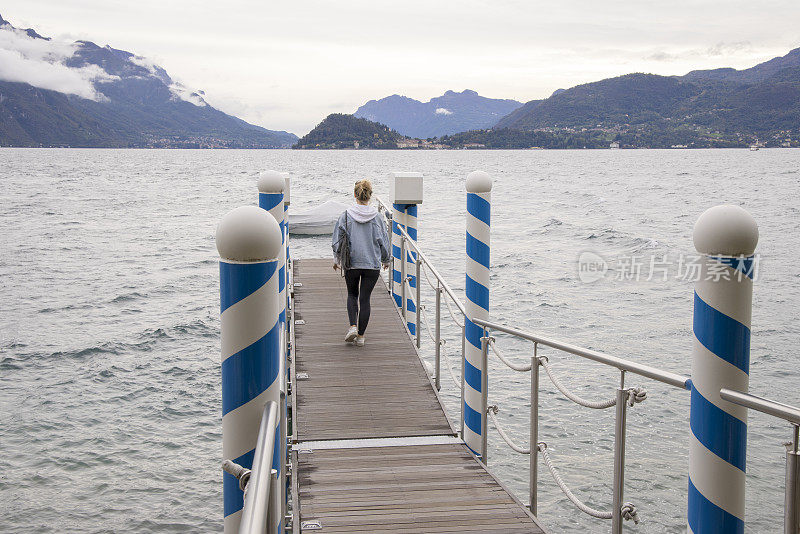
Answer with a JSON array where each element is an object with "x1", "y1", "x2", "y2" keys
[
  {"x1": 373, "y1": 198, "x2": 800, "y2": 533},
  {"x1": 720, "y1": 389, "x2": 800, "y2": 534},
  {"x1": 224, "y1": 401, "x2": 281, "y2": 534}
]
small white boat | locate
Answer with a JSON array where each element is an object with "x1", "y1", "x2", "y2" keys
[
  {"x1": 749, "y1": 144, "x2": 760, "y2": 151},
  {"x1": 288, "y1": 200, "x2": 348, "y2": 235}
]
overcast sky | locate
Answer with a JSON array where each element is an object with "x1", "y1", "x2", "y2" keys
[{"x1": 2, "y1": 1, "x2": 799, "y2": 135}]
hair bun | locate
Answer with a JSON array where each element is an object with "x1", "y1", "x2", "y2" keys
[{"x1": 354, "y1": 179, "x2": 373, "y2": 202}]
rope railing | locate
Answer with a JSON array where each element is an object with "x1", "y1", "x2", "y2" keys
[
  {"x1": 538, "y1": 443, "x2": 640, "y2": 525},
  {"x1": 421, "y1": 263, "x2": 464, "y2": 329},
  {"x1": 417, "y1": 301, "x2": 438, "y2": 345},
  {"x1": 487, "y1": 337, "x2": 533, "y2": 372},
  {"x1": 539, "y1": 357, "x2": 647, "y2": 410},
  {"x1": 487, "y1": 405, "x2": 530, "y2": 454}
]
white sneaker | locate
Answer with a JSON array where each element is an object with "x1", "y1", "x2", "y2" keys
[
  {"x1": 355, "y1": 336, "x2": 365, "y2": 347},
  {"x1": 344, "y1": 326, "x2": 358, "y2": 342}
]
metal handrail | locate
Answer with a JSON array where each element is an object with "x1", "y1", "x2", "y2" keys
[
  {"x1": 373, "y1": 194, "x2": 799, "y2": 533},
  {"x1": 240, "y1": 401, "x2": 280, "y2": 534},
  {"x1": 720, "y1": 388, "x2": 800, "y2": 534},
  {"x1": 473, "y1": 318, "x2": 690, "y2": 390},
  {"x1": 720, "y1": 389, "x2": 800, "y2": 425}
]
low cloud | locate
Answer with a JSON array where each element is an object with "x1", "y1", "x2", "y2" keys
[
  {"x1": 0, "y1": 24, "x2": 117, "y2": 100},
  {"x1": 435, "y1": 107, "x2": 452, "y2": 115},
  {"x1": 169, "y1": 81, "x2": 208, "y2": 107},
  {"x1": 646, "y1": 41, "x2": 753, "y2": 62}
]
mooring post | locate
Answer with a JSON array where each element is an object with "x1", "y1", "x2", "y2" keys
[
  {"x1": 258, "y1": 171, "x2": 287, "y2": 328},
  {"x1": 390, "y1": 172, "x2": 423, "y2": 335},
  {"x1": 391, "y1": 202, "x2": 405, "y2": 312},
  {"x1": 257, "y1": 171, "x2": 288, "y2": 533},
  {"x1": 688, "y1": 204, "x2": 758, "y2": 534},
  {"x1": 464, "y1": 170, "x2": 491, "y2": 458},
  {"x1": 217, "y1": 206, "x2": 282, "y2": 533},
  {"x1": 283, "y1": 173, "x2": 291, "y2": 332}
]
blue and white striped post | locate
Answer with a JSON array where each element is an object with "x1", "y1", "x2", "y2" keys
[
  {"x1": 258, "y1": 171, "x2": 287, "y2": 328},
  {"x1": 216, "y1": 206, "x2": 283, "y2": 533},
  {"x1": 688, "y1": 204, "x2": 759, "y2": 534},
  {"x1": 403, "y1": 203, "x2": 418, "y2": 335},
  {"x1": 283, "y1": 173, "x2": 291, "y2": 306},
  {"x1": 391, "y1": 202, "x2": 406, "y2": 312},
  {"x1": 390, "y1": 172, "x2": 423, "y2": 335},
  {"x1": 464, "y1": 171, "x2": 491, "y2": 458}
]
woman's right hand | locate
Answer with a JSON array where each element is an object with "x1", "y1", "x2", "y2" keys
[{"x1": 333, "y1": 263, "x2": 340, "y2": 271}]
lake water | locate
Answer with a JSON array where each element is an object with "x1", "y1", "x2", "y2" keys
[{"x1": 1, "y1": 148, "x2": 798, "y2": 533}]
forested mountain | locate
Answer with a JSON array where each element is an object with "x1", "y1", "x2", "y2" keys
[
  {"x1": 0, "y1": 14, "x2": 297, "y2": 148},
  {"x1": 293, "y1": 114, "x2": 401, "y2": 149},
  {"x1": 354, "y1": 90, "x2": 522, "y2": 138},
  {"x1": 494, "y1": 48, "x2": 800, "y2": 148}
]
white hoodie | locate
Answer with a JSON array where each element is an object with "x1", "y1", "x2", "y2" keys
[{"x1": 346, "y1": 203, "x2": 379, "y2": 223}]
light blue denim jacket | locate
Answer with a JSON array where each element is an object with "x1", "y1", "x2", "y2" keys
[{"x1": 331, "y1": 210, "x2": 390, "y2": 270}]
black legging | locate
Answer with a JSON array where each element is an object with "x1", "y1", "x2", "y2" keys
[{"x1": 344, "y1": 269, "x2": 380, "y2": 335}]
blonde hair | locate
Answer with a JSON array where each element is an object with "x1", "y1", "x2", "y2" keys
[{"x1": 354, "y1": 179, "x2": 373, "y2": 203}]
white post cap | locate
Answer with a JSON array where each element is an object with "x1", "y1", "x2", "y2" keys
[
  {"x1": 257, "y1": 170, "x2": 286, "y2": 193},
  {"x1": 216, "y1": 206, "x2": 282, "y2": 261},
  {"x1": 693, "y1": 204, "x2": 759, "y2": 256},
  {"x1": 466, "y1": 171, "x2": 492, "y2": 193}
]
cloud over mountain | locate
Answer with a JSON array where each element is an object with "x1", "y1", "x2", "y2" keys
[{"x1": 0, "y1": 21, "x2": 117, "y2": 100}]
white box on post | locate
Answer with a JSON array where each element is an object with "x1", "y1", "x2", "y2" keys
[
  {"x1": 283, "y1": 173, "x2": 291, "y2": 206},
  {"x1": 389, "y1": 172, "x2": 423, "y2": 205}
]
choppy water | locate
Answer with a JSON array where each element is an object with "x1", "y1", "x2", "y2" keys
[{"x1": 1, "y1": 148, "x2": 798, "y2": 533}]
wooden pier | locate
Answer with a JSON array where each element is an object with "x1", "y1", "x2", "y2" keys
[{"x1": 290, "y1": 259, "x2": 545, "y2": 533}]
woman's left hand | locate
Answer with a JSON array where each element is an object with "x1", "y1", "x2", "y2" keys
[{"x1": 333, "y1": 263, "x2": 340, "y2": 271}]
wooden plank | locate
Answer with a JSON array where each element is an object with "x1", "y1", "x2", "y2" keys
[
  {"x1": 292, "y1": 259, "x2": 544, "y2": 533},
  {"x1": 292, "y1": 259, "x2": 452, "y2": 442},
  {"x1": 295, "y1": 443, "x2": 544, "y2": 533}
]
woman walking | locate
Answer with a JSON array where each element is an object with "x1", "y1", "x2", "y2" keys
[{"x1": 332, "y1": 180, "x2": 390, "y2": 346}]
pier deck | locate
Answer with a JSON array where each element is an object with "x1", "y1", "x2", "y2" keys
[{"x1": 291, "y1": 259, "x2": 545, "y2": 533}]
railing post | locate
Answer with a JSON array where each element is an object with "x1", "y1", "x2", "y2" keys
[
  {"x1": 268, "y1": 468, "x2": 280, "y2": 534},
  {"x1": 416, "y1": 257, "x2": 422, "y2": 348},
  {"x1": 464, "y1": 171, "x2": 492, "y2": 459},
  {"x1": 480, "y1": 332, "x2": 490, "y2": 463},
  {"x1": 787, "y1": 425, "x2": 800, "y2": 534},
  {"x1": 400, "y1": 236, "x2": 407, "y2": 329},
  {"x1": 530, "y1": 345, "x2": 539, "y2": 515},
  {"x1": 611, "y1": 381, "x2": 629, "y2": 534},
  {"x1": 688, "y1": 205, "x2": 758, "y2": 534},
  {"x1": 216, "y1": 206, "x2": 282, "y2": 533},
  {"x1": 434, "y1": 283, "x2": 442, "y2": 391}
]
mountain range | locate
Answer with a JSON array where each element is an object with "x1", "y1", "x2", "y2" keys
[
  {"x1": 354, "y1": 89, "x2": 522, "y2": 138},
  {"x1": 495, "y1": 48, "x2": 800, "y2": 147},
  {"x1": 0, "y1": 14, "x2": 297, "y2": 148}
]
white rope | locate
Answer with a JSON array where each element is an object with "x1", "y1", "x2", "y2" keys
[
  {"x1": 487, "y1": 405, "x2": 530, "y2": 454},
  {"x1": 421, "y1": 264, "x2": 464, "y2": 329},
  {"x1": 540, "y1": 358, "x2": 618, "y2": 409},
  {"x1": 420, "y1": 262, "x2": 439, "y2": 292},
  {"x1": 538, "y1": 443, "x2": 611, "y2": 519},
  {"x1": 439, "y1": 339, "x2": 462, "y2": 389},
  {"x1": 418, "y1": 301, "x2": 438, "y2": 344},
  {"x1": 442, "y1": 292, "x2": 464, "y2": 329},
  {"x1": 488, "y1": 338, "x2": 533, "y2": 372},
  {"x1": 538, "y1": 443, "x2": 640, "y2": 524}
]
